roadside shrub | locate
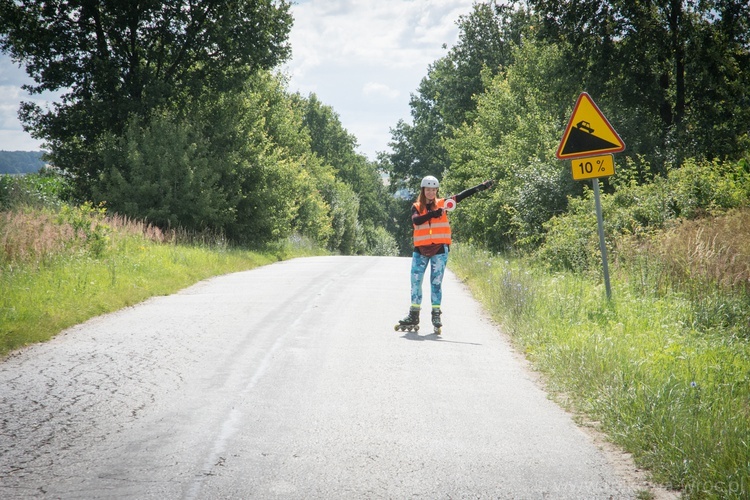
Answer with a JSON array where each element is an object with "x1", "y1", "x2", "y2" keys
[
  {"x1": 56, "y1": 202, "x2": 111, "y2": 258},
  {"x1": 362, "y1": 224, "x2": 399, "y2": 256},
  {"x1": 0, "y1": 170, "x2": 70, "y2": 211},
  {"x1": 324, "y1": 180, "x2": 360, "y2": 254},
  {"x1": 536, "y1": 156, "x2": 750, "y2": 274},
  {"x1": 607, "y1": 177, "x2": 673, "y2": 233},
  {"x1": 534, "y1": 193, "x2": 599, "y2": 273},
  {"x1": 513, "y1": 159, "x2": 572, "y2": 247},
  {"x1": 94, "y1": 113, "x2": 233, "y2": 234},
  {"x1": 667, "y1": 157, "x2": 750, "y2": 218}
]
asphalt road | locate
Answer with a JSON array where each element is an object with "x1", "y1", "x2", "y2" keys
[{"x1": 1, "y1": 256, "x2": 642, "y2": 499}]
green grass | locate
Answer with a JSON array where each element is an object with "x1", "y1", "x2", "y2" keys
[
  {"x1": 451, "y1": 244, "x2": 750, "y2": 500},
  {"x1": 0, "y1": 207, "x2": 326, "y2": 357}
]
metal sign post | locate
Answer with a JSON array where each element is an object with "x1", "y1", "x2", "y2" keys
[
  {"x1": 556, "y1": 92, "x2": 624, "y2": 301},
  {"x1": 592, "y1": 178, "x2": 611, "y2": 299}
]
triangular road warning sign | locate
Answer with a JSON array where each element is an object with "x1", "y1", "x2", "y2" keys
[{"x1": 556, "y1": 92, "x2": 625, "y2": 159}]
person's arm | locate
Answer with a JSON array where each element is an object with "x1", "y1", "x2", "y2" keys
[
  {"x1": 453, "y1": 180, "x2": 494, "y2": 204},
  {"x1": 411, "y1": 204, "x2": 443, "y2": 225}
]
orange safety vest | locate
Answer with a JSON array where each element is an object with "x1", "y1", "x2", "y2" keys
[{"x1": 413, "y1": 198, "x2": 452, "y2": 247}]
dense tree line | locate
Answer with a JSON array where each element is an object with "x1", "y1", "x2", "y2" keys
[
  {"x1": 0, "y1": 0, "x2": 396, "y2": 254},
  {"x1": 385, "y1": 0, "x2": 750, "y2": 255},
  {"x1": 0, "y1": 0, "x2": 293, "y2": 197},
  {"x1": 3, "y1": 1, "x2": 748, "y2": 257}
]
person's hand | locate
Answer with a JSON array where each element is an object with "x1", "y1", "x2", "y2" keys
[
  {"x1": 430, "y1": 208, "x2": 444, "y2": 218},
  {"x1": 480, "y1": 179, "x2": 495, "y2": 191}
]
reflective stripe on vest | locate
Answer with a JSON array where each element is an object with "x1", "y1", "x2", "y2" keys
[{"x1": 413, "y1": 198, "x2": 452, "y2": 246}]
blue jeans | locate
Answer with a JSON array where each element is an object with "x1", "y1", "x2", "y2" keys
[{"x1": 410, "y1": 247, "x2": 449, "y2": 310}]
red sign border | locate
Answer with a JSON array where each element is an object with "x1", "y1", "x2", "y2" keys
[{"x1": 556, "y1": 92, "x2": 626, "y2": 160}]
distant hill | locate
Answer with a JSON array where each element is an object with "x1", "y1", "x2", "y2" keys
[{"x1": 0, "y1": 150, "x2": 47, "y2": 174}]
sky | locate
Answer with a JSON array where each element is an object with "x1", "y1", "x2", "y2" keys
[{"x1": 0, "y1": 0, "x2": 476, "y2": 160}]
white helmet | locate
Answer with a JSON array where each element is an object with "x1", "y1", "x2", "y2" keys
[{"x1": 421, "y1": 175, "x2": 439, "y2": 188}]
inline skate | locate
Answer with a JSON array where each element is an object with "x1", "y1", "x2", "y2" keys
[
  {"x1": 394, "y1": 308, "x2": 420, "y2": 332},
  {"x1": 431, "y1": 308, "x2": 442, "y2": 335}
]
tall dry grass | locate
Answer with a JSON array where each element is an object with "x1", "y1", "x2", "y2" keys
[
  {"x1": 655, "y1": 208, "x2": 750, "y2": 292},
  {"x1": 616, "y1": 208, "x2": 750, "y2": 292},
  {"x1": 0, "y1": 208, "x2": 167, "y2": 269},
  {"x1": 106, "y1": 213, "x2": 167, "y2": 243},
  {"x1": 1, "y1": 210, "x2": 77, "y2": 266}
]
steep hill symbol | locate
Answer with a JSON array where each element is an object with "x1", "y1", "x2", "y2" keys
[{"x1": 560, "y1": 121, "x2": 621, "y2": 156}]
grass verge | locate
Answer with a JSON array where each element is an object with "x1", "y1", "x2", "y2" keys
[
  {"x1": 451, "y1": 244, "x2": 750, "y2": 500},
  {"x1": 0, "y1": 207, "x2": 325, "y2": 358}
]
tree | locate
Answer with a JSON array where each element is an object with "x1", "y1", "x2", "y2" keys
[
  {"x1": 296, "y1": 93, "x2": 393, "y2": 254},
  {"x1": 94, "y1": 112, "x2": 232, "y2": 232},
  {"x1": 682, "y1": 0, "x2": 750, "y2": 159},
  {"x1": 527, "y1": 0, "x2": 750, "y2": 171},
  {"x1": 0, "y1": 0, "x2": 293, "y2": 198},
  {"x1": 444, "y1": 40, "x2": 580, "y2": 250},
  {"x1": 93, "y1": 70, "x2": 336, "y2": 247},
  {"x1": 193, "y1": 71, "x2": 332, "y2": 246},
  {"x1": 386, "y1": 1, "x2": 532, "y2": 192}
]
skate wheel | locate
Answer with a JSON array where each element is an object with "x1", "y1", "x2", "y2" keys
[
  {"x1": 414, "y1": 325, "x2": 420, "y2": 332},
  {"x1": 394, "y1": 324, "x2": 400, "y2": 331},
  {"x1": 434, "y1": 327, "x2": 441, "y2": 335}
]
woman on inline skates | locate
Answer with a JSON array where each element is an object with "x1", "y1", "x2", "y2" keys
[{"x1": 395, "y1": 175, "x2": 494, "y2": 334}]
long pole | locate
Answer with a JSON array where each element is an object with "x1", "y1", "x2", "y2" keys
[{"x1": 592, "y1": 179, "x2": 612, "y2": 300}]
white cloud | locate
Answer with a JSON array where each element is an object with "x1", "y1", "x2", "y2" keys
[
  {"x1": 0, "y1": 129, "x2": 45, "y2": 151},
  {"x1": 289, "y1": 0, "x2": 468, "y2": 73},
  {"x1": 0, "y1": 57, "x2": 29, "y2": 86},
  {"x1": 285, "y1": 0, "x2": 475, "y2": 159},
  {"x1": 0, "y1": 100, "x2": 32, "y2": 148},
  {"x1": 362, "y1": 82, "x2": 400, "y2": 99},
  {"x1": 0, "y1": 57, "x2": 62, "y2": 151}
]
